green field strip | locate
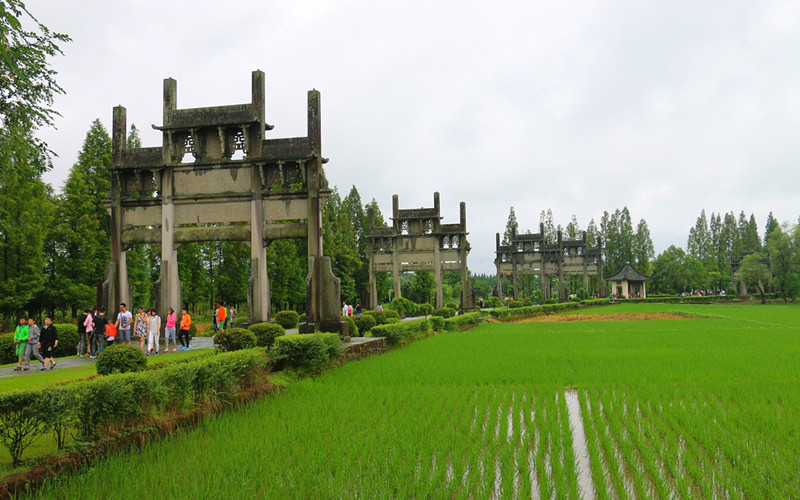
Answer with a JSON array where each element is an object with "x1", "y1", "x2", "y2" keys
[{"x1": 577, "y1": 390, "x2": 611, "y2": 500}]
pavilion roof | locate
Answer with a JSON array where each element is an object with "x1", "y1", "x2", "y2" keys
[{"x1": 606, "y1": 262, "x2": 651, "y2": 281}]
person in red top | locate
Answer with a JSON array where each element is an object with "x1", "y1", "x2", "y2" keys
[{"x1": 178, "y1": 308, "x2": 192, "y2": 350}]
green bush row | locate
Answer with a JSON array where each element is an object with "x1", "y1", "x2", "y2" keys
[
  {"x1": 623, "y1": 295, "x2": 740, "y2": 304},
  {"x1": 387, "y1": 297, "x2": 436, "y2": 318},
  {"x1": 351, "y1": 315, "x2": 376, "y2": 335},
  {"x1": 579, "y1": 298, "x2": 612, "y2": 307},
  {"x1": 489, "y1": 302, "x2": 580, "y2": 320},
  {"x1": 272, "y1": 333, "x2": 341, "y2": 369},
  {"x1": 0, "y1": 349, "x2": 268, "y2": 466},
  {"x1": 363, "y1": 309, "x2": 400, "y2": 325},
  {"x1": 443, "y1": 312, "x2": 485, "y2": 331},
  {"x1": 370, "y1": 318, "x2": 432, "y2": 346}
]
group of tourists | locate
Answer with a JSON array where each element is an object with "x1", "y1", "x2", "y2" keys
[
  {"x1": 13, "y1": 316, "x2": 58, "y2": 371},
  {"x1": 211, "y1": 303, "x2": 235, "y2": 332},
  {"x1": 76, "y1": 303, "x2": 193, "y2": 358},
  {"x1": 341, "y1": 302, "x2": 363, "y2": 316}
]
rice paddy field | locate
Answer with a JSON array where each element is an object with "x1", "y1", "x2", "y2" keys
[{"x1": 28, "y1": 303, "x2": 800, "y2": 498}]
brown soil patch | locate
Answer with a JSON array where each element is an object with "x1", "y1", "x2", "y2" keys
[{"x1": 520, "y1": 312, "x2": 698, "y2": 323}]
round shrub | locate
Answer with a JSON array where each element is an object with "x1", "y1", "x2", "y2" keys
[
  {"x1": 298, "y1": 313, "x2": 306, "y2": 323},
  {"x1": 95, "y1": 344, "x2": 147, "y2": 375},
  {"x1": 429, "y1": 316, "x2": 445, "y2": 331},
  {"x1": 543, "y1": 298, "x2": 557, "y2": 305},
  {"x1": 248, "y1": 322, "x2": 285, "y2": 348},
  {"x1": 274, "y1": 310, "x2": 300, "y2": 329},
  {"x1": 445, "y1": 301, "x2": 459, "y2": 311},
  {"x1": 0, "y1": 333, "x2": 17, "y2": 364},
  {"x1": 389, "y1": 297, "x2": 418, "y2": 317},
  {"x1": 386, "y1": 317, "x2": 400, "y2": 324},
  {"x1": 485, "y1": 296, "x2": 502, "y2": 308},
  {"x1": 364, "y1": 310, "x2": 385, "y2": 325},
  {"x1": 214, "y1": 327, "x2": 258, "y2": 352},
  {"x1": 352, "y1": 314, "x2": 376, "y2": 335},
  {"x1": 417, "y1": 303, "x2": 434, "y2": 316},
  {"x1": 577, "y1": 288, "x2": 589, "y2": 300},
  {"x1": 343, "y1": 316, "x2": 359, "y2": 337},
  {"x1": 531, "y1": 290, "x2": 544, "y2": 304},
  {"x1": 433, "y1": 307, "x2": 456, "y2": 318},
  {"x1": 52, "y1": 323, "x2": 79, "y2": 358},
  {"x1": 508, "y1": 301, "x2": 525, "y2": 309}
]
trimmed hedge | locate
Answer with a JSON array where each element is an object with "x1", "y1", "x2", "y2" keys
[
  {"x1": 370, "y1": 318, "x2": 432, "y2": 346},
  {"x1": 443, "y1": 312, "x2": 485, "y2": 331},
  {"x1": 272, "y1": 333, "x2": 341, "y2": 369},
  {"x1": 417, "y1": 303, "x2": 434, "y2": 316},
  {"x1": 543, "y1": 298, "x2": 557, "y2": 304},
  {"x1": 429, "y1": 316, "x2": 445, "y2": 332},
  {"x1": 389, "y1": 297, "x2": 418, "y2": 317},
  {"x1": 489, "y1": 302, "x2": 580, "y2": 321},
  {"x1": 433, "y1": 307, "x2": 456, "y2": 318},
  {"x1": 508, "y1": 301, "x2": 526, "y2": 309},
  {"x1": 274, "y1": 310, "x2": 300, "y2": 329},
  {"x1": 248, "y1": 322, "x2": 285, "y2": 348},
  {"x1": 342, "y1": 316, "x2": 360, "y2": 337},
  {"x1": 0, "y1": 349, "x2": 268, "y2": 465},
  {"x1": 445, "y1": 301, "x2": 459, "y2": 310},
  {"x1": 95, "y1": 344, "x2": 148, "y2": 375},
  {"x1": 352, "y1": 314, "x2": 376, "y2": 335},
  {"x1": 623, "y1": 295, "x2": 742, "y2": 304},
  {"x1": 214, "y1": 328, "x2": 258, "y2": 352},
  {"x1": 580, "y1": 298, "x2": 612, "y2": 307},
  {"x1": 363, "y1": 309, "x2": 400, "y2": 325}
]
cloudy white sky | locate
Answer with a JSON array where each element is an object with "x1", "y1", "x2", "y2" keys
[{"x1": 35, "y1": 0, "x2": 800, "y2": 274}]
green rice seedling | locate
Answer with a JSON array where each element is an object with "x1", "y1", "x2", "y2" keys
[{"x1": 578, "y1": 389, "x2": 610, "y2": 500}]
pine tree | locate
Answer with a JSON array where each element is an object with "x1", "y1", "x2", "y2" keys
[
  {"x1": 744, "y1": 214, "x2": 761, "y2": 252},
  {"x1": 565, "y1": 214, "x2": 580, "y2": 240},
  {"x1": 540, "y1": 209, "x2": 556, "y2": 242},
  {"x1": 502, "y1": 207, "x2": 518, "y2": 245},
  {"x1": 0, "y1": 124, "x2": 54, "y2": 322},
  {"x1": 633, "y1": 219, "x2": 654, "y2": 274},
  {"x1": 687, "y1": 209, "x2": 712, "y2": 264},
  {"x1": 764, "y1": 212, "x2": 779, "y2": 247}
]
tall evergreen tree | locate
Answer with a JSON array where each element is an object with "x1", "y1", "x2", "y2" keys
[
  {"x1": 687, "y1": 209, "x2": 712, "y2": 265},
  {"x1": 743, "y1": 214, "x2": 761, "y2": 252},
  {"x1": 0, "y1": 124, "x2": 53, "y2": 323},
  {"x1": 764, "y1": 212, "x2": 780, "y2": 247},
  {"x1": 632, "y1": 219, "x2": 654, "y2": 274},
  {"x1": 540, "y1": 209, "x2": 556, "y2": 242},
  {"x1": 502, "y1": 207, "x2": 518, "y2": 245},
  {"x1": 565, "y1": 214, "x2": 580, "y2": 240}
]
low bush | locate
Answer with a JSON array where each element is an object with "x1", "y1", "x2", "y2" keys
[
  {"x1": 531, "y1": 290, "x2": 544, "y2": 304},
  {"x1": 429, "y1": 316, "x2": 445, "y2": 331},
  {"x1": 489, "y1": 302, "x2": 580, "y2": 321},
  {"x1": 95, "y1": 344, "x2": 148, "y2": 375},
  {"x1": 0, "y1": 348, "x2": 270, "y2": 462},
  {"x1": 352, "y1": 314, "x2": 376, "y2": 335},
  {"x1": 371, "y1": 318, "x2": 432, "y2": 346},
  {"x1": 580, "y1": 298, "x2": 611, "y2": 307},
  {"x1": 274, "y1": 310, "x2": 300, "y2": 329},
  {"x1": 383, "y1": 309, "x2": 400, "y2": 321},
  {"x1": 433, "y1": 307, "x2": 456, "y2": 318},
  {"x1": 484, "y1": 296, "x2": 503, "y2": 308},
  {"x1": 444, "y1": 312, "x2": 485, "y2": 331},
  {"x1": 0, "y1": 333, "x2": 16, "y2": 364},
  {"x1": 508, "y1": 301, "x2": 525, "y2": 309},
  {"x1": 52, "y1": 323, "x2": 79, "y2": 359},
  {"x1": 577, "y1": 288, "x2": 589, "y2": 300},
  {"x1": 445, "y1": 301, "x2": 459, "y2": 310},
  {"x1": 214, "y1": 328, "x2": 258, "y2": 352},
  {"x1": 386, "y1": 317, "x2": 400, "y2": 324},
  {"x1": 389, "y1": 297, "x2": 418, "y2": 317},
  {"x1": 417, "y1": 303, "x2": 434, "y2": 316},
  {"x1": 248, "y1": 322, "x2": 285, "y2": 348},
  {"x1": 298, "y1": 313, "x2": 306, "y2": 323},
  {"x1": 272, "y1": 333, "x2": 341, "y2": 369},
  {"x1": 543, "y1": 298, "x2": 557, "y2": 304},
  {"x1": 343, "y1": 316, "x2": 360, "y2": 337}
]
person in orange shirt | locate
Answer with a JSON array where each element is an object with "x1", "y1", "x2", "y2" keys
[
  {"x1": 217, "y1": 302, "x2": 227, "y2": 331},
  {"x1": 178, "y1": 307, "x2": 192, "y2": 350}
]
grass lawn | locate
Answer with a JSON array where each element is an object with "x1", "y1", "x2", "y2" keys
[{"x1": 20, "y1": 303, "x2": 800, "y2": 498}]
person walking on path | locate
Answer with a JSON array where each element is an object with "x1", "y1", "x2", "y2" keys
[
  {"x1": 13, "y1": 317, "x2": 29, "y2": 371},
  {"x1": 40, "y1": 317, "x2": 58, "y2": 370},
  {"x1": 147, "y1": 309, "x2": 161, "y2": 355},
  {"x1": 178, "y1": 307, "x2": 191, "y2": 350},
  {"x1": 217, "y1": 303, "x2": 227, "y2": 331},
  {"x1": 82, "y1": 309, "x2": 94, "y2": 357},
  {"x1": 228, "y1": 305, "x2": 236, "y2": 328},
  {"x1": 134, "y1": 307, "x2": 148, "y2": 351},
  {"x1": 164, "y1": 308, "x2": 177, "y2": 352},
  {"x1": 24, "y1": 317, "x2": 46, "y2": 371},
  {"x1": 115, "y1": 303, "x2": 133, "y2": 346},
  {"x1": 212, "y1": 304, "x2": 219, "y2": 333},
  {"x1": 91, "y1": 309, "x2": 108, "y2": 358},
  {"x1": 77, "y1": 309, "x2": 88, "y2": 356}
]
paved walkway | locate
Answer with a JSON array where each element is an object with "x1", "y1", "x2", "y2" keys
[{"x1": 0, "y1": 336, "x2": 216, "y2": 379}]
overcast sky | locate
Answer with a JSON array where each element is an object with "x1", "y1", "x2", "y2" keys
[{"x1": 35, "y1": 0, "x2": 800, "y2": 275}]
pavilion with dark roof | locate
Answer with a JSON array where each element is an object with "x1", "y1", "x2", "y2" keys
[{"x1": 606, "y1": 262, "x2": 651, "y2": 299}]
